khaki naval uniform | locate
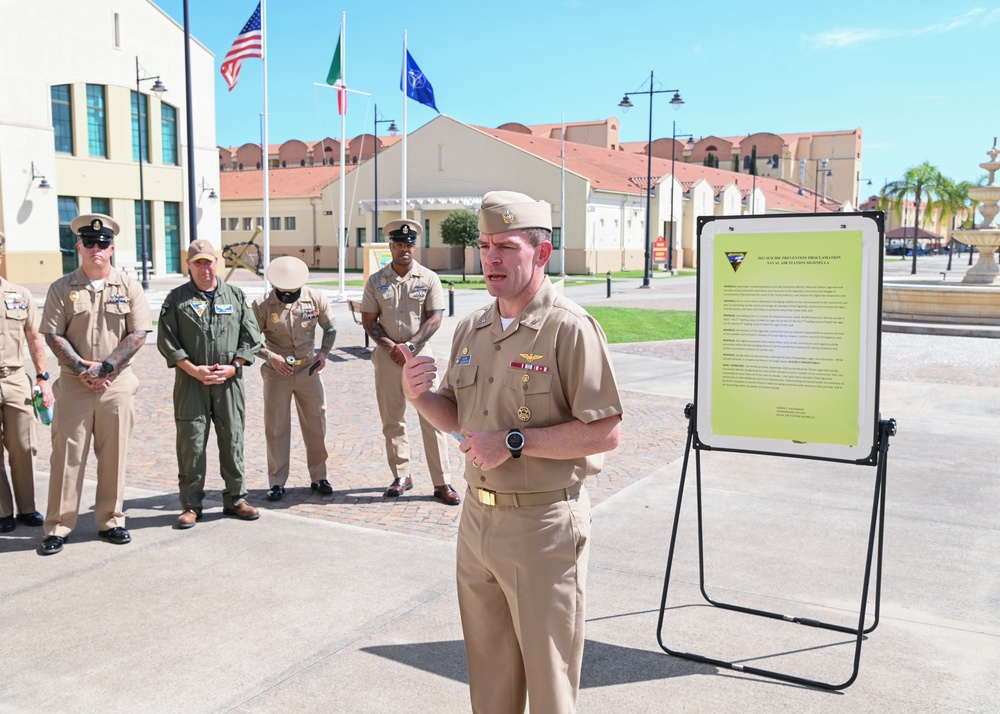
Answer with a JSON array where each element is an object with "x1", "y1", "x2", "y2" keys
[
  {"x1": 361, "y1": 259, "x2": 451, "y2": 486},
  {"x1": 438, "y1": 277, "x2": 623, "y2": 714},
  {"x1": 0, "y1": 279, "x2": 40, "y2": 519},
  {"x1": 40, "y1": 268, "x2": 151, "y2": 537},
  {"x1": 157, "y1": 279, "x2": 260, "y2": 512},
  {"x1": 252, "y1": 285, "x2": 335, "y2": 486}
]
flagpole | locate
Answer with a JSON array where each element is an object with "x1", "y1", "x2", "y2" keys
[
  {"x1": 560, "y1": 111, "x2": 566, "y2": 276},
  {"x1": 338, "y1": 12, "x2": 348, "y2": 301},
  {"x1": 261, "y1": 0, "x2": 270, "y2": 287},
  {"x1": 401, "y1": 30, "x2": 408, "y2": 220}
]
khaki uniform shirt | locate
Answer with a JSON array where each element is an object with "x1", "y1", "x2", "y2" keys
[
  {"x1": 40, "y1": 267, "x2": 152, "y2": 375},
  {"x1": 0, "y1": 278, "x2": 38, "y2": 369},
  {"x1": 360, "y1": 260, "x2": 445, "y2": 346},
  {"x1": 438, "y1": 278, "x2": 623, "y2": 493},
  {"x1": 252, "y1": 285, "x2": 336, "y2": 363}
]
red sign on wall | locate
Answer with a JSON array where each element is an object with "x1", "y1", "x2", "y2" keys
[{"x1": 653, "y1": 236, "x2": 668, "y2": 264}]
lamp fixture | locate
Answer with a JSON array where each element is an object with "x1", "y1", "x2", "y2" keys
[
  {"x1": 200, "y1": 178, "x2": 218, "y2": 199},
  {"x1": 30, "y1": 162, "x2": 50, "y2": 189}
]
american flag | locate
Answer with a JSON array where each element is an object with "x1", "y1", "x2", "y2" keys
[{"x1": 220, "y1": 3, "x2": 262, "y2": 92}]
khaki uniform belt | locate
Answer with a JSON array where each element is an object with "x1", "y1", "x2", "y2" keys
[
  {"x1": 474, "y1": 482, "x2": 582, "y2": 508},
  {"x1": 0, "y1": 366, "x2": 22, "y2": 378}
]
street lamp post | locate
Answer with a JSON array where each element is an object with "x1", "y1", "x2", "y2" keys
[
  {"x1": 619, "y1": 71, "x2": 683, "y2": 288},
  {"x1": 373, "y1": 103, "x2": 398, "y2": 242},
  {"x1": 813, "y1": 158, "x2": 831, "y2": 212},
  {"x1": 135, "y1": 56, "x2": 166, "y2": 290},
  {"x1": 668, "y1": 120, "x2": 693, "y2": 273}
]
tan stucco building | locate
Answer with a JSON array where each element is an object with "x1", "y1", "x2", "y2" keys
[
  {"x1": 220, "y1": 115, "x2": 837, "y2": 275},
  {"x1": 0, "y1": 0, "x2": 219, "y2": 284}
]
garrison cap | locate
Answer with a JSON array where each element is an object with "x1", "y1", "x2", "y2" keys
[
  {"x1": 266, "y1": 255, "x2": 309, "y2": 291},
  {"x1": 71, "y1": 213, "x2": 119, "y2": 240},
  {"x1": 383, "y1": 219, "x2": 421, "y2": 243},
  {"x1": 478, "y1": 190, "x2": 552, "y2": 233},
  {"x1": 187, "y1": 239, "x2": 219, "y2": 262}
]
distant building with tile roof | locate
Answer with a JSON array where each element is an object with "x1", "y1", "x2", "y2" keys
[{"x1": 219, "y1": 115, "x2": 846, "y2": 274}]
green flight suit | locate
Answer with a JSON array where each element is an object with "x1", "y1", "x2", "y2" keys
[{"x1": 157, "y1": 279, "x2": 261, "y2": 512}]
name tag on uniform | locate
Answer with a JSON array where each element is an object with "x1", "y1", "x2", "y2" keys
[
  {"x1": 456, "y1": 355, "x2": 472, "y2": 366},
  {"x1": 215, "y1": 304, "x2": 234, "y2": 314},
  {"x1": 378, "y1": 285, "x2": 389, "y2": 291}
]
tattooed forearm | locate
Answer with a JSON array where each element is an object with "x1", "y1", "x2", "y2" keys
[
  {"x1": 103, "y1": 330, "x2": 148, "y2": 370},
  {"x1": 410, "y1": 311, "x2": 443, "y2": 348},
  {"x1": 27, "y1": 330, "x2": 49, "y2": 375},
  {"x1": 320, "y1": 325, "x2": 337, "y2": 354},
  {"x1": 44, "y1": 333, "x2": 88, "y2": 374}
]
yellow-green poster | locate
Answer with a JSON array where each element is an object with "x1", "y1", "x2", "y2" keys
[{"x1": 710, "y1": 231, "x2": 863, "y2": 446}]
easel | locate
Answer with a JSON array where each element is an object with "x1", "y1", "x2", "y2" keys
[
  {"x1": 656, "y1": 404, "x2": 895, "y2": 690},
  {"x1": 223, "y1": 228, "x2": 264, "y2": 281}
]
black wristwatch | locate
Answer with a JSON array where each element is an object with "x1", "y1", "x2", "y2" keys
[
  {"x1": 99, "y1": 360, "x2": 115, "y2": 377},
  {"x1": 36, "y1": 371, "x2": 50, "y2": 381},
  {"x1": 231, "y1": 362, "x2": 243, "y2": 379},
  {"x1": 506, "y1": 429, "x2": 525, "y2": 459}
]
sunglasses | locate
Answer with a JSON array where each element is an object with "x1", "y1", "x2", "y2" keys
[{"x1": 81, "y1": 238, "x2": 112, "y2": 250}]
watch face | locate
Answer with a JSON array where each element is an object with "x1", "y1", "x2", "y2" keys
[{"x1": 507, "y1": 431, "x2": 524, "y2": 450}]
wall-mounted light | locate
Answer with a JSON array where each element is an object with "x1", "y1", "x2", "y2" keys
[
  {"x1": 30, "y1": 162, "x2": 50, "y2": 189},
  {"x1": 200, "y1": 178, "x2": 217, "y2": 199}
]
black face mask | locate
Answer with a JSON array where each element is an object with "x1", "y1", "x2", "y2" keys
[{"x1": 276, "y1": 288, "x2": 301, "y2": 304}]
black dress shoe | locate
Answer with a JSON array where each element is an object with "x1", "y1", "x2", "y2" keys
[
  {"x1": 384, "y1": 476, "x2": 413, "y2": 497},
  {"x1": 267, "y1": 485, "x2": 285, "y2": 501},
  {"x1": 39, "y1": 535, "x2": 66, "y2": 556},
  {"x1": 98, "y1": 527, "x2": 132, "y2": 545},
  {"x1": 0, "y1": 515, "x2": 15, "y2": 533},
  {"x1": 16, "y1": 511, "x2": 44, "y2": 527},
  {"x1": 311, "y1": 479, "x2": 334, "y2": 495}
]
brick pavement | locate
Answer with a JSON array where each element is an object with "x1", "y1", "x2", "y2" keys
[{"x1": 31, "y1": 338, "x2": 691, "y2": 543}]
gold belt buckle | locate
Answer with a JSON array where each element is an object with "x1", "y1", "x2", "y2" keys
[
  {"x1": 0, "y1": 367, "x2": 11, "y2": 378},
  {"x1": 477, "y1": 488, "x2": 496, "y2": 507}
]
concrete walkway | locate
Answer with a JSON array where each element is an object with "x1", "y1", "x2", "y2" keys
[{"x1": 0, "y1": 260, "x2": 997, "y2": 712}]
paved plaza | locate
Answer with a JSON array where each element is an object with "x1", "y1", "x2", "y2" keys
[{"x1": 0, "y1": 255, "x2": 997, "y2": 712}]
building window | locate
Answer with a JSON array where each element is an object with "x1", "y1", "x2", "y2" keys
[
  {"x1": 552, "y1": 227, "x2": 562, "y2": 250},
  {"x1": 162, "y1": 103, "x2": 178, "y2": 165},
  {"x1": 229, "y1": 217, "x2": 239, "y2": 231},
  {"x1": 284, "y1": 216, "x2": 296, "y2": 231},
  {"x1": 221, "y1": 218, "x2": 227, "y2": 231},
  {"x1": 256, "y1": 217, "x2": 264, "y2": 228},
  {"x1": 243, "y1": 218, "x2": 253, "y2": 231},
  {"x1": 270, "y1": 217, "x2": 281, "y2": 231},
  {"x1": 131, "y1": 91, "x2": 149, "y2": 162},
  {"x1": 165, "y1": 202, "x2": 181, "y2": 272},
  {"x1": 357, "y1": 227, "x2": 366, "y2": 246},
  {"x1": 86, "y1": 85, "x2": 108, "y2": 158},
  {"x1": 90, "y1": 198, "x2": 110, "y2": 216},
  {"x1": 58, "y1": 196, "x2": 79, "y2": 274},
  {"x1": 134, "y1": 200, "x2": 152, "y2": 269},
  {"x1": 52, "y1": 85, "x2": 73, "y2": 154},
  {"x1": 424, "y1": 219, "x2": 431, "y2": 249}
]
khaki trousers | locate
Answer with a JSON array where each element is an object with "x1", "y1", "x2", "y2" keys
[
  {"x1": 457, "y1": 484, "x2": 591, "y2": 714},
  {"x1": 262, "y1": 364, "x2": 328, "y2": 486},
  {"x1": 0, "y1": 371, "x2": 37, "y2": 518},
  {"x1": 371, "y1": 346, "x2": 450, "y2": 486},
  {"x1": 45, "y1": 371, "x2": 138, "y2": 537}
]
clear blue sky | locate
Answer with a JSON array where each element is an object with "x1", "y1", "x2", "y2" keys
[{"x1": 157, "y1": 0, "x2": 999, "y2": 195}]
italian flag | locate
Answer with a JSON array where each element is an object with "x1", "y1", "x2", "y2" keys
[{"x1": 326, "y1": 35, "x2": 346, "y2": 115}]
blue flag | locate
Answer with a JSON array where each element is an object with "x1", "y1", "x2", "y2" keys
[{"x1": 402, "y1": 50, "x2": 438, "y2": 112}]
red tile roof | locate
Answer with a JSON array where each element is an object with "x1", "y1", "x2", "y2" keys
[
  {"x1": 220, "y1": 165, "x2": 358, "y2": 200},
  {"x1": 476, "y1": 126, "x2": 839, "y2": 213}
]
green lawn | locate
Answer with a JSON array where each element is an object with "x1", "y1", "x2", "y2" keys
[{"x1": 585, "y1": 307, "x2": 696, "y2": 343}]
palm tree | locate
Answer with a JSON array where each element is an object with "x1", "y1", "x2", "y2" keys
[
  {"x1": 940, "y1": 178, "x2": 968, "y2": 271},
  {"x1": 878, "y1": 162, "x2": 949, "y2": 274}
]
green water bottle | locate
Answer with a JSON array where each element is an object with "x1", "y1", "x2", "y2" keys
[{"x1": 33, "y1": 386, "x2": 53, "y2": 426}]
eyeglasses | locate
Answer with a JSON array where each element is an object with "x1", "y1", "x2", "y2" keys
[
  {"x1": 80, "y1": 238, "x2": 112, "y2": 250},
  {"x1": 391, "y1": 241, "x2": 414, "y2": 249}
]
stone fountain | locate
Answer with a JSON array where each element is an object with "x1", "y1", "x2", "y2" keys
[
  {"x1": 881, "y1": 140, "x2": 1000, "y2": 333},
  {"x1": 951, "y1": 140, "x2": 1000, "y2": 285}
]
